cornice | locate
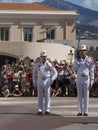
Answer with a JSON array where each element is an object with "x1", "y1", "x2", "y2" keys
[{"x1": 0, "y1": 10, "x2": 78, "y2": 19}]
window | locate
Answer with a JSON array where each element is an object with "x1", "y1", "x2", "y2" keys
[
  {"x1": 45, "y1": 27, "x2": 55, "y2": 40},
  {"x1": 23, "y1": 27, "x2": 33, "y2": 42},
  {"x1": 0, "y1": 27, "x2": 9, "y2": 41}
]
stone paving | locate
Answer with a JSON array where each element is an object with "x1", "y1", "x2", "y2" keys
[
  {"x1": 0, "y1": 97, "x2": 98, "y2": 130},
  {"x1": 0, "y1": 97, "x2": 98, "y2": 116}
]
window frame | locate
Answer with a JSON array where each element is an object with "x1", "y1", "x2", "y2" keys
[
  {"x1": 0, "y1": 24, "x2": 12, "y2": 41},
  {"x1": 23, "y1": 27, "x2": 33, "y2": 42},
  {"x1": 21, "y1": 25, "x2": 34, "y2": 42}
]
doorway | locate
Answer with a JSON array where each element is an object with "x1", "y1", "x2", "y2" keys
[{"x1": 0, "y1": 55, "x2": 16, "y2": 68}]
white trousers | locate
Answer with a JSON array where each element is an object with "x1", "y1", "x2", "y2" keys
[
  {"x1": 37, "y1": 78, "x2": 51, "y2": 112},
  {"x1": 76, "y1": 76, "x2": 90, "y2": 113}
]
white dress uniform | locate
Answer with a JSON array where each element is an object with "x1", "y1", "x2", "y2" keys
[
  {"x1": 33, "y1": 51, "x2": 57, "y2": 114},
  {"x1": 72, "y1": 45, "x2": 95, "y2": 115}
]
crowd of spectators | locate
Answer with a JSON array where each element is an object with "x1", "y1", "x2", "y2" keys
[
  {"x1": 0, "y1": 59, "x2": 35, "y2": 97},
  {"x1": 0, "y1": 58, "x2": 98, "y2": 97}
]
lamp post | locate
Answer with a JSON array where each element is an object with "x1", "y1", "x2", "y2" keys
[{"x1": 68, "y1": 50, "x2": 73, "y2": 65}]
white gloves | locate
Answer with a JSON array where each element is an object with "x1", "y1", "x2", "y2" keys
[{"x1": 90, "y1": 80, "x2": 94, "y2": 89}]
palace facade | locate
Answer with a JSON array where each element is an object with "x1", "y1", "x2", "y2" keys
[{"x1": 0, "y1": 3, "x2": 78, "y2": 66}]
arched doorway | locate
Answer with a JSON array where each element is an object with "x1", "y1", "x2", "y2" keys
[{"x1": 0, "y1": 55, "x2": 17, "y2": 68}]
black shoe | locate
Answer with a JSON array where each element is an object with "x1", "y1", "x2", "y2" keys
[
  {"x1": 77, "y1": 113, "x2": 82, "y2": 116},
  {"x1": 37, "y1": 111, "x2": 42, "y2": 115},
  {"x1": 84, "y1": 113, "x2": 88, "y2": 116},
  {"x1": 46, "y1": 111, "x2": 50, "y2": 115}
]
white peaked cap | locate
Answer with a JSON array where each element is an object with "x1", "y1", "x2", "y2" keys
[
  {"x1": 79, "y1": 44, "x2": 87, "y2": 51},
  {"x1": 40, "y1": 50, "x2": 47, "y2": 56}
]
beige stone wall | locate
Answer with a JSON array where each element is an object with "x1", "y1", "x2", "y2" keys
[
  {"x1": 0, "y1": 42, "x2": 22, "y2": 58},
  {"x1": 0, "y1": 42, "x2": 75, "y2": 63},
  {"x1": 35, "y1": 25, "x2": 43, "y2": 42},
  {"x1": 0, "y1": 19, "x2": 76, "y2": 42},
  {"x1": 22, "y1": 42, "x2": 75, "y2": 63},
  {"x1": 65, "y1": 20, "x2": 76, "y2": 40},
  {"x1": 56, "y1": 25, "x2": 63, "y2": 40},
  {"x1": 34, "y1": 24, "x2": 65, "y2": 41},
  {"x1": 12, "y1": 25, "x2": 21, "y2": 42}
]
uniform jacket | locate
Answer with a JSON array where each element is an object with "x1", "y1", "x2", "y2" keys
[
  {"x1": 33, "y1": 60, "x2": 57, "y2": 87},
  {"x1": 72, "y1": 55, "x2": 95, "y2": 81}
]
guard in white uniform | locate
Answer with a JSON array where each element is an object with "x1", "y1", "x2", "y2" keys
[
  {"x1": 72, "y1": 44, "x2": 95, "y2": 116},
  {"x1": 33, "y1": 50, "x2": 57, "y2": 115}
]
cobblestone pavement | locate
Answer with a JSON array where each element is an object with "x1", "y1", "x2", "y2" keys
[{"x1": 0, "y1": 97, "x2": 98, "y2": 130}]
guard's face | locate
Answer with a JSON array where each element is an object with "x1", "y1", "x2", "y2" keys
[
  {"x1": 80, "y1": 50, "x2": 87, "y2": 58},
  {"x1": 41, "y1": 56, "x2": 47, "y2": 63}
]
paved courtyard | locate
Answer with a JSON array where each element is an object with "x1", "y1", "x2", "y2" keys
[{"x1": 0, "y1": 97, "x2": 98, "y2": 130}]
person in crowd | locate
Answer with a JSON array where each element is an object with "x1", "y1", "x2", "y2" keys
[
  {"x1": 0, "y1": 75, "x2": 5, "y2": 96},
  {"x1": 51, "y1": 80, "x2": 61, "y2": 97},
  {"x1": 26, "y1": 68, "x2": 34, "y2": 96},
  {"x1": 12, "y1": 84, "x2": 22, "y2": 97},
  {"x1": 70, "y1": 73, "x2": 77, "y2": 96},
  {"x1": 51, "y1": 63, "x2": 61, "y2": 97},
  {"x1": 1, "y1": 85, "x2": 10, "y2": 97},
  {"x1": 57, "y1": 61, "x2": 65, "y2": 96},
  {"x1": 63, "y1": 63, "x2": 72, "y2": 96},
  {"x1": 1, "y1": 66, "x2": 6, "y2": 81},
  {"x1": 33, "y1": 50, "x2": 57, "y2": 115},
  {"x1": 12, "y1": 69, "x2": 20, "y2": 92},
  {"x1": 6, "y1": 67, "x2": 13, "y2": 92},
  {"x1": 20, "y1": 68, "x2": 27, "y2": 95},
  {"x1": 91, "y1": 62, "x2": 98, "y2": 96},
  {"x1": 7, "y1": 84, "x2": 22, "y2": 97},
  {"x1": 72, "y1": 44, "x2": 95, "y2": 116}
]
